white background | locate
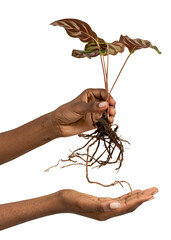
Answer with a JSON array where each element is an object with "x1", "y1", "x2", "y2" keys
[{"x1": 0, "y1": 0, "x2": 170, "y2": 239}]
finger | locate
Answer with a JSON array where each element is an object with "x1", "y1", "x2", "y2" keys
[
  {"x1": 120, "y1": 187, "x2": 158, "y2": 206},
  {"x1": 96, "y1": 192, "x2": 144, "y2": 213},
  {"x1": 142, "y1": 187, "x2": 159, "y2": 196},
  {"x1": 86, "y1": 88, "x2": 107, "y2": 101},
  {"x1": 120, "y1": 191, "x2": 155, "y2": 211},
  {"x1": 126, "y1": 191, "x2": 153, "y2": 203},
  {"x1": 115, "y1": 189, "x2": 142, "y2": 201},
  {"x1": 108, "y1": 95, "x2": 116, "y2": 107},
  {"x1": 109, "y1": 106, "x2": 116, "y2": 117},
  {"x1": 74, "y1": 101, "x2": 108, "y2": 115},
  {"x1": 123, "y1": 187, "x2": 158, "y2": 202},
  {"x1": 95, "y1": 200, "x2": 121, "y2": 213}
]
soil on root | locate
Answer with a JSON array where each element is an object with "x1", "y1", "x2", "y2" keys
[{"x1": 45, "y1": 113, "x2": 132, "y2": 191}]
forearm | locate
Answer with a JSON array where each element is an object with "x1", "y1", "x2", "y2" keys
[
  {"x1": 0, "y1": 111, "x2": 61, "y2": 165},
  {"x1": 0, "y1": 192, "x2": 61, "y2": 230}
]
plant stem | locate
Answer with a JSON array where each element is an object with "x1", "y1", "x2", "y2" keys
[
  {"x1": 90, "y1": 37, "x2": 108, "y2": 92},
  {"x1": 89, "y1": 36, "x2": 106, "y2": 87},
  {"x1": 96, "y1": 42, "x2": 106, "y2": 88},
  {"x1": 109, "y1": 53, "x2": 132, "y2": 94},
  {"x1": 102, "y1": 55, "x2": 107, "y2": 81},
  {"x1": 106, "y1": 44, "x2": 109, "y2": 94},
  {"x1": 106, "y1": 44, "x2": 110, "y2": 118},
  {"x1": 102, "y1": 55, "x2": 108, "y2": 92}
]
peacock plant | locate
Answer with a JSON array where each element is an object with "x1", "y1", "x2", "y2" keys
[{"x1": 47, "y1": 18, "x2": 161, "y2": 191}]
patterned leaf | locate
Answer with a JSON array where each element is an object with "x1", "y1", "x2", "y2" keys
[
  {"x1": 85, "y1": 40, "x2": 125, "y2": 56},
  {"x1": 119, "y1": 35, "x2": 161, "y2": 54},
  {"x1": 72, "y1": 40, "x2": 125, "y2": 59},
  {"x1": 50, "y1": 18, "x2": 104, "y2": 43},
  {"x1": 85, "y1": 39, "x2": 106, "y2": 52},
  {"x1": 107, "y1": 41, "x2": 125, "y2": 56},
  {"x1": 50, "y1": 18, "x2": 126, "y2": 59},
  {"x1": 72, "y1": 49, "x2": 99, "y2": 59}
]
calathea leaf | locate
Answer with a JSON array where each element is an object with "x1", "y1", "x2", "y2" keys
[
  {"x1": 107, "y1": 41, "x2": 125, "y2": 56},
  {"x1": 85, "y1": 39, "x2": 107, "y2": 53},
  {"x1": 72, "y1": 49, "x2": 99, "y2": 59},
  {"x1": 50, "y1": 18, "x2": 126, "y2": 59},
  {"x1": 85, "y1": 40, "x2": 125, "y2": 56},
  {"x1": 50, "y1": 18, "x2": 105, "y2": 44},
  {"x1": 72, "y1": 40, "x2": 125, "y2": 59},
  {"x1": 119, "y1": 35, "x2": 161, "y2": 54}
]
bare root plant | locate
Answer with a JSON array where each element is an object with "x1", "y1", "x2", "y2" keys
[
  {"x1": 45, "y1": 18, "x2": 161, "y2": 191},
  {"x1": 45, "y1": 112, "x2": 132, "y2": 191}
]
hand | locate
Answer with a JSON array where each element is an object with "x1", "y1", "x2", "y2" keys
[
  {"x1": 54, "y1": 88, "x2": 116, "y2": 137},
  {"x1": 57, "y1": 187, "x2": 158, "y2": 221},
  {"x1": 0, "y1": 187, "x2": 158, "y2": 230}
]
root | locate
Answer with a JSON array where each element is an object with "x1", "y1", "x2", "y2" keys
[{"x1": 45, "y1": 113, "x2": 132, "y2": 191}]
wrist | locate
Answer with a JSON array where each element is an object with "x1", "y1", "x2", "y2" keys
[
  {"x1": 50, "y1": 190, "x2": 68, "y2": 214},
  {"x1": 45, "y1": 110, "x2": 62, "y2": 139}
]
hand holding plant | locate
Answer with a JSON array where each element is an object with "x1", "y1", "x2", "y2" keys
[
  {"x1": 54, "y1": 88, "x2": 115, "y2": 137},
  {"x1": 47, "y1": 18, "x2": 161, "y2": 191}
]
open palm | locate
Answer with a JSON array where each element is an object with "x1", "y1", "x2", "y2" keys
[{"x1": 59, "y1": 187, "x2": 158, "y2": 221}]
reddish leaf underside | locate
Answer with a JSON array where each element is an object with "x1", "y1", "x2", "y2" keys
[{"x1": 119, "y1": 35, "x2": 161, "y2": 54}]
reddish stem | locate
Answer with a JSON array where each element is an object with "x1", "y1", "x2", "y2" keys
[
  {"x1": 106, "y1": 44, "x2": 110, "y2": 118},
  {"x1": 102, "y1": 55, "x2": 108, "y2": 93},
  {"x1": 109, "y1": 53, "x2": 132, "y2": 94},
  {"x1": 96, "y1": 42, "x2": 106, "y2": 88}
]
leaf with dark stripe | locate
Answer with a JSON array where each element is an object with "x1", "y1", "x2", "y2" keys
[
  {"x1": 85, "y1": 40, "x2": 106, "y2": 53},
  {"x1": 72, "y1": 40, "x2": 125, "y2": 59},
  {"x1": 50, "y1": 18, "x2": 104, "y2": 43},
  {"x1": 107, "y1": 41, "x2": 125, "y2": 56},
  {"x1": 119, "y1": 35, "x2": 161, "y2": 54},
  {"x1": 72, "y1": 49, "x2": 99, "y2": 59},
  {"x1": 50, "y1": 18, "x2": 126, "y2": 58}
]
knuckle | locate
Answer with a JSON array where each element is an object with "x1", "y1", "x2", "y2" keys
[
  {"x1": 85, "y1": 88, "x2": 93, "y2": 92},
  {"x1": 82, "y1": 88, "x2": 92, "y2": 97},
  {"x1": 96, "y1": 202, "x2": 105, "y2": 213}
]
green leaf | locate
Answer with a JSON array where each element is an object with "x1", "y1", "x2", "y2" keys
[{"x1": 153, "y1": 46, "x2": 162, "y2": 54}]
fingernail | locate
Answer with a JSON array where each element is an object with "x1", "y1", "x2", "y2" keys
[
  {"x1": 110, "y1": 202, "x2": 121, "y2": 209},
  {"x1": 99, "y1": 102, "x2": 107, "y2": 108}
]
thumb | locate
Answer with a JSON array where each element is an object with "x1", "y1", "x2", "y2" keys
[
  {"x1": 100, "y1": 201, "x2": 121, "y2": 212},
  {"x1": 74, "y1": 101, "x2": 108, "y2": 115}
]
